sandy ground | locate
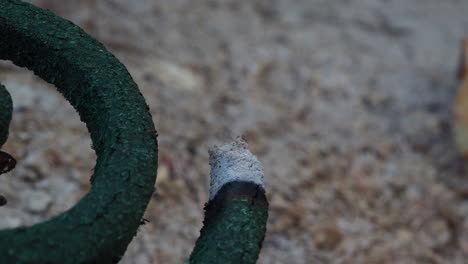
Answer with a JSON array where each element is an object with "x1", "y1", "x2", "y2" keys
[{"x1": 2, "y1": 0, "x2": 468, "y2": 263}]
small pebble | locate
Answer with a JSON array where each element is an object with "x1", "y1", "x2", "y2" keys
[{"x1": 22, "y1": 190, "x2": 52, "y2": 213}]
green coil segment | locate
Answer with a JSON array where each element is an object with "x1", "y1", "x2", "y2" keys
[
  {"x1": 0, "y1": 83, "x2": 12, "y2": 148},
  {"x1": 0, "y1": 0, "x2": 158, "y2": 263},
  {"x1": 189, "y1": 182, "x2": 269, "y2": 264}
]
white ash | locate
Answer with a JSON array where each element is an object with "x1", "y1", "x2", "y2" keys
[{"x1": 208, "y1": 138, "x2": 264, "y2": 200}]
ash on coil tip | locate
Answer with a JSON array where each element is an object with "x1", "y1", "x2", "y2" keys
[{"x1": 208, "y1": 137, "x2": 264, "y2": 200}]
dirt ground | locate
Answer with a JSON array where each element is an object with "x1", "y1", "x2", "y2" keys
[{"x1": 2, "y1": 0, "x2": 468, "y2": 263}]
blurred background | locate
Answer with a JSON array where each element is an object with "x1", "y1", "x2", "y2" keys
[{"x1": 1, "y1": 0, "x2": 468, "y2": 263}]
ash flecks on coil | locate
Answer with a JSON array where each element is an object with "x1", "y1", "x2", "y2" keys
[{"x1": 208, "y1": 138, "x2": 265, "y2": 200}]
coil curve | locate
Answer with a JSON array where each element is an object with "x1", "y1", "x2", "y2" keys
[{"x1": 0, "y1": 1, "x2": 268, "y2": 263}]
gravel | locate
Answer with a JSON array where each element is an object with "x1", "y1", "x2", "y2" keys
[{"x1": 1, "y1": 0, "x2": 468, "y2": 263}]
